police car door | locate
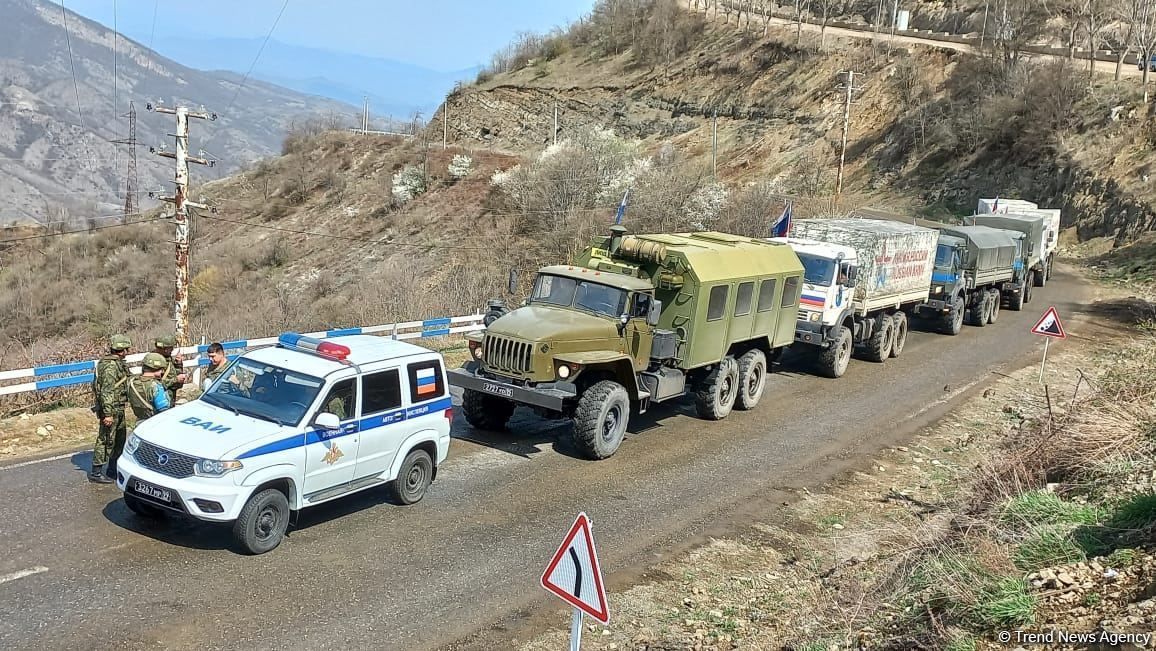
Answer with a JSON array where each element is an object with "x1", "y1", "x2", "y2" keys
[
  {"x1": 303, "y1": 375, "x2": 359, "y2": 497},
  {"x1": 351, "y1": 366, "x2": 405, "y2": 480}
]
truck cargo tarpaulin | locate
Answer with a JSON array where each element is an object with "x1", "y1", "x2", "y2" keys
[{"x1": 790, "y1": 219, "x2": 938, "y2": 306}]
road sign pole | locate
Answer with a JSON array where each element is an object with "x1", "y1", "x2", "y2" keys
[
  {"x1": 569, "y1": 608, "x2": 583, "y2": 651},
  {"x1": 1039, "y1": 336, "x2": 1050, "y2": 385}
]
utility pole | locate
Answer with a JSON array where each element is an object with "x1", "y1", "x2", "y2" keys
[
  {"x1": 443, "y1": 99, "x2": 448, "y2": 150},
  {"x1": 711, "y1": 108, "x2": 718, "y2": 180},
  {"x1": 112, "y1": 101, "x2": 139, "y2": 224},
  {"x1": 835, "y1": 70, "x2": 864, "y2": 198},
  {"x1": 890, "y1": 0, "x2": 899, "y2": 50},
  {"x1": 362, "y1": 96, "x2": 369, "y2": 135},
  {"x1": 553, "y1": 101, "x2": 558, "y2": 146},
  {"x1": 147, "y1": 101, "x2": 216, "y2": 346},
  {"x1": 979, "y1": 1, "x2": 989, "y2": 48}
]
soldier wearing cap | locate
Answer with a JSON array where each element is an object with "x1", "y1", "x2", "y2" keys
[
  {"x1": 90, "y1": 334, "x2": 131, "y2": 483},
  {"x1": 154, "y1": 334, "x2": 188, "y2": 405},
  {"x1": 127, "y1": 353, "x2": 173, "y2": 422}
]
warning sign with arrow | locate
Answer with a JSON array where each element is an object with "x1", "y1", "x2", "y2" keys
[
  {"x1": 1031, "y1": 306, "x2": 1066, "y2": 339},
  {"x1": 540, "y1": 512, "x2": 610, "y2": 625}
]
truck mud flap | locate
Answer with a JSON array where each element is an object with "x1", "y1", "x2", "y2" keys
[{"x1": 447, "y1": 367, "x2": 575, "y2": 412}]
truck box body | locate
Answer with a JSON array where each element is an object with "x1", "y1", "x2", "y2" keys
[
  {"x1": 789, "y1": 218, "x2": 937, "y2": 316},
  {"x1": 977, "y1": 198, "x2": 1037, "y2": 214},
  {"x1": 936, "y1": 225, "x2": 1019, "y2": 285},
  {"x1": 969, "y1": 213, "x2": 1047, "y2": 271},
  {"x1": 976, "y1": 199, "x2": 1060, "y2": 258}
]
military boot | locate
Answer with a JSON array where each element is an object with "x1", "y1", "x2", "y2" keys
[{"x1": 89, "y1": 465, "x2": 113, "y2": 484}]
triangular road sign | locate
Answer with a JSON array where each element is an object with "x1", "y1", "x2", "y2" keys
[
  {"x1": 540, "y1": 512, "x2": 610, "y2": 624},
  {"x1": 1031, "y1": 306, "x2": 1066, "y2": 339}
]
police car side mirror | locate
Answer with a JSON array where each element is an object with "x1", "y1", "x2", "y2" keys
[{"x1": 314, "y1": 413, "x2": 340, "y2": 430}]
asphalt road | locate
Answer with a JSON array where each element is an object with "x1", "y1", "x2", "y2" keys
[{"x1": 0, "y1": 271, "x2": 1090, "y2": 651}]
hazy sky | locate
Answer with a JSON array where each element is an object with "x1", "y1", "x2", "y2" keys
[{"x1": 63, "y1": 0, "x2": 595, "y2": 72}]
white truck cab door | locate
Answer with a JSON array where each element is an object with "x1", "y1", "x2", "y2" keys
[{"x1": 302, "y1": 376, "x2": 360, "y2": 498}]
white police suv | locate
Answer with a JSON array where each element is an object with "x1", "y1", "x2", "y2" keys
[{"x1": 114, "y1": 332, "x2": 454, "y2": 554}]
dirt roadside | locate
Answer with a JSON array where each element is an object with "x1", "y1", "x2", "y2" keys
[
  {"x1": 0, "y1": 344, "x2": 472, "y2": 466},
  {"x1": 508, "y1": 270, "x2": 1156, "y2": 650}
]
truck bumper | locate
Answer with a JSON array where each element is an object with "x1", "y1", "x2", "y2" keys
[
  {"x1": 447, "y1": 363, "x2": 577, "y2": 412},
  {"x1": 915, "y1": 299, "x2": 950, "y2": 315},
  {"x1": 793, "y1": 322, "x2": 829, "y2": 347}
]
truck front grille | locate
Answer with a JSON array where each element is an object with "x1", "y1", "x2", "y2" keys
[
  {"x1": 797, "y1": 309, "x2": 810, "y2": 322},
  {"x1": 483, "y1": 335, "x2": 532, "y2": 375},
  {"x1": 133, "y1": 440, "x2": 198, "y2": 479}
]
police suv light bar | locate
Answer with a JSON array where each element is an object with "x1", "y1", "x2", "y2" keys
[{"x1": 276, "y1": 332, "x2": 351, "y2": 361}]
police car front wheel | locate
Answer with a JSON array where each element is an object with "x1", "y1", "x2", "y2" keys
[{"x1": 233, "y1": 488, "x2": 290, "y2": 555}]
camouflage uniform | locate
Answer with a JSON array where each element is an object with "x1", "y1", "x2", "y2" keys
[
  {"x1": 155, "y1": 334, "x2": 186, "y2": 405},
  {"x1": 91, "y1": 334, "x2": 131, "y2": 483},
  {"x1": 127, "y1": 353, "x2": 172, "y2": 422}
]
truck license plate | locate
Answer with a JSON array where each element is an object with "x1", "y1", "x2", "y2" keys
[
  {"x1": 481, "y1": 382, "x2": 513, "y2": 398},
  {"x1": 133, "y1": 479, "x2": 172, "y2": 503}
]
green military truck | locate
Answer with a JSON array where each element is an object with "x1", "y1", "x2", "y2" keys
[{"x1": 447, "y1": 226, "x2": 805, "y2": 460}]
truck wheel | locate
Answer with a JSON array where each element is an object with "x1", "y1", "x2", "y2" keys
[
  {"x1": 462, "y1": 389, "x2": 515, "y2": 431},
  {"x1": 1024, "y1": 279, "x2": 1033, "y2": 304},
  {"x1": 572, "y1": 380, "x2": 630, "y2": 459},
  {"x1": 818, "y1": 326, "x2": 852, "y2": 378},
  {"x1": 1033, "y1": 268, "x2": 1045, "y2": 288},
  {"x1": 968, "y1": 295, "x2": 987, "y2": 328},
  {"x1": 1008, "y1": 286, "x2": 1025, "y2": 311},
  {"x1": 943, "y1": 296, "x2": 965, "y2": 336},
  {"x1": 736, "y1": 349, "x2": 767, "y2": 411},
  {"x1": 388, "y1": 448, "x2": 433, "y2": 505},
  {"x1": 987, "y1": 289, "x2": 1000, "y2": 323},
  {"x1": 123, "y1": 494, "x2": 165, "y2": 519},
  {"x1": 889, "y1": 312, "x2": 908, "y2": 358},
  {"x1": 863, "y1": 316, "x2": 893, "y2": 363},
  {"x1": 694, "y1": 357, "x2": 739, "y2": 420},
  {"x1": 233, "y1": 488, "x2": 290, "y2": 555}
]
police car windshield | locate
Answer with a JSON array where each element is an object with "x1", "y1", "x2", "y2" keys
[
  {"x1": 201, "y1": 358, "x2": 324, "y2": 427},
  {"x1": 798, "y1": 253, "x2": 836, "y2": 287},
  {"x1": 530, "y1": 274, "x2": 628, "y2": 319}
]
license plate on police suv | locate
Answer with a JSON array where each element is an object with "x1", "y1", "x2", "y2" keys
[
  {"x1": 133, "y1": 479, "x2": 172, "y2": 503},
  {"x1": 482, "y1": 382, "x2": 513, "y2": 398}
]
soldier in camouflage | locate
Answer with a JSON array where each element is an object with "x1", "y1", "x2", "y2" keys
[
  {"x1": 201, "y1": 342, "x2": 227, "y2": 392},
  {"x1": 154, "y1": 334, "x2": 188, "y2": 405},
  {"x1": 90, "y1": 334, "x2": 131, "y2": 483},
  {"x1": 127, "y1": 353, "x2": 172, "y2": 422}
]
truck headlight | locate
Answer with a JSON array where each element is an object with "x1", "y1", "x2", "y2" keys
[
  {"x1": 557, "y1": 364, "x2": 571, "y2": 379},
  {"x1": 125, "y1": 434, "x2": 141, "y2": 455},
  {"x1": 809, "y1": 312, "x2": 821, "y2": 322},
  {"x1": 195, "y1": 459, "x2": 243, "y2": 477},
  {"x1": 933, "y1": 285, "x2": 944, "y2": 294}
]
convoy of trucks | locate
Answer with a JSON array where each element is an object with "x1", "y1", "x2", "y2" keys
[{"x1": 449, "y1": 198, "x2": 1062, "y2": 460}]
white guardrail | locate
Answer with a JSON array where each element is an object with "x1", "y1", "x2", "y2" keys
[{"x1": 0, "y1": 314, "x2": 486, "y2": 398}]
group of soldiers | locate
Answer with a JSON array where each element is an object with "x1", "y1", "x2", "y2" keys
[{"x1": 88, "y1": 335, "x2": 229, "y2": 484}]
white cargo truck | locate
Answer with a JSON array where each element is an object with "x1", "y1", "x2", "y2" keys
[
  {"x1": 769, "y1": 217, "x2": 938, "y2": 378},
  {"x1": 976, "y1": 198, "x2": 1060, "y2": 281},
  {"x1": 970, "y1": 212, "x2": 1052, "y2": 287}
]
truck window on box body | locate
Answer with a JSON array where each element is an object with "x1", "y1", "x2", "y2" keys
[
  {"x1": 407, "y1": 359, "x2": 446, "y2": 403},
  {"x1": 757, "y1": 278, "x2": 778, "y2": 312},
  {"x1": 362, "y1": 369, "x2": 402, "y2": 414},
  {"x1": 734, "y1": 281, "x2": 755, "y2": 316},
  {"x1": 781, "y1": 276, "x2": 801, "y2": 308},
  {"x1": 799, "y1": 254, "x2": 836, "y2": 286},
  {"x1": 707, "y1": 285, "x2": 729, "y2": 321}
]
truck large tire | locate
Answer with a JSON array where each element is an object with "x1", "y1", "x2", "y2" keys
[
  {"x1": 736, "y1": 349, "x2": 767, "y2": 411},
  {"x1": 1024, "y1": 279, "x2": 1033, "y2": 304},
  {"x1": 1033, "y1": 267, "x2": 1046, "y2": 288},
  {"x1": 863, "y1": 316, "x2": 894, "y2": 363},
  {"x1": 942, "y1": 296, "x2": 965, "y2": 336},
  {"x1": 817, "y1": 325, "x2": 852, "y2": 378},
  {"x1": 571, "y1": 380, "x2": 630, "y2": 460},
  {"x1": 968, "y1": 294, "x2": 987, "y2": 328},
  {"x1": 694, "y1": 357, "x2": 739, "y2": 420},
  {"x1": 889, "y1": 312, "x2": 908, "y2": 358},
  {"x1": 987, "y1": 289, "x2": 1000, "y2": 323},
  {"x1": 462, "y1": 389, "x2": 516, "y2": 432},
  {"x1": 1007, "y1": 286, "x2": 1025, "y2": 311}
]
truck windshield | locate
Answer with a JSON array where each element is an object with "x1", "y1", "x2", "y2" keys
[
  {"x1": 201, "y1": 358, "x2": 324, "y2": 427},
  {"x1": 531, "y1": 274, "x2": 628, "y2": 319},
  {"x1": 798, "y1": 253, "x2": 836, "y2": 287},
  {"x1": 934, "y1": 244, "x2": 955, "y2": 268}
]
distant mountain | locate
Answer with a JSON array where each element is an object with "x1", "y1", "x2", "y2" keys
[
  {"x1": 154, "y1": 37, "x2": 481, "y2": 120},
  {"x1": 0, "y1": 0, "x2": 357, "y2": 227}
]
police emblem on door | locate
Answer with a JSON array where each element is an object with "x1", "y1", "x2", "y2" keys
[{"x1": 323, "y1": 443, "x2": 343, "y2": 465}]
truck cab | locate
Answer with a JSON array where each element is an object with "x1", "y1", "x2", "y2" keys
[
  {"x1": 115, "y1": 333, "x2": 453, "y2": 555},
  {"x1": 773, "y1": 238, "x2": 859, "y2": 344}
]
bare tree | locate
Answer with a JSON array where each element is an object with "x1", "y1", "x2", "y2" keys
[
  {"x1": 991, "y1": 0, "x2": 1050, "y2": 67},
  {"x1": 1084, "y1": 0, "x2": 1114, "y2": 78},
  {"x1": 1135, "y1": 0, "x2": 1156, "y2": 102},
  {"x1": 1114, "y1": 0, "x2": 1143, "y2": 80}
]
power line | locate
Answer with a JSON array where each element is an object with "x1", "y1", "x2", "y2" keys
[
  {"x1": 199, "y1": 213, "x2": 490, "y2": 251},
  {"x1": 145, "y1": 0, "x2": 159, "y2": 73},
  {"x1": 223, "y1": 0, "x2": 289, "y2": 116},
  {"x1": 57, "y1": 1, "x2": 87, "y2": 131},
  {"x1": 0, "y1": 216, "x2": 165, "y2": 243}
]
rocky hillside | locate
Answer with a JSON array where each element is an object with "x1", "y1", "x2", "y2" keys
[
  {"x1": 0, "y1": 0, "x2": 354, "y2": 227},
  {"x1": 436, "y1": 0, "x2": 1156, "y2": 243}
]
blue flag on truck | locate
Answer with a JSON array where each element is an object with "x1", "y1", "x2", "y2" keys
[
  {"x1": 770, "y1": 202, "x2": 792, "y2": 237},
  {"x1": 614, "y1": 188, "x2": 631, "y2": 225}
]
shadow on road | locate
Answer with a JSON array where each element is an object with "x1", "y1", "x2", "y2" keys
[
  {"x1": 1085, "y1": 296, "x2": 1156, "y2": 328},
  {"x1": 70, "y1": 451, "x2": 92, "y2": 473}
]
